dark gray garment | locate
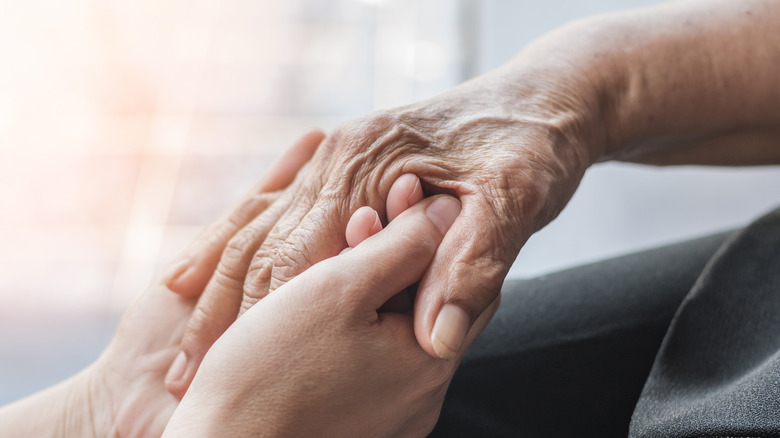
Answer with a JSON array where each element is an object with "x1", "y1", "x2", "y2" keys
[
  {"x1": 431, "y1": 207, "x2": 780, "y2": 437},
  {"x1": 630, "y1": 208, "x2": 780, "y2": 437}
]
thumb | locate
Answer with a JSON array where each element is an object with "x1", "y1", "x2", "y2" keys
[
  {"x1": 414, "y1": 196, "x2": 515, "y2": 359},
  {"x1": 309, "y1": 195, "x2": 461, "y2": 312}
]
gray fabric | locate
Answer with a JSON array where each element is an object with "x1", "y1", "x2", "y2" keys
[
  {"x1": 432, "y1": 207, "x2": 780, "y2": 437},
  {"x1": 630, "y1": 208, "x2": 780, "y2": 437}
]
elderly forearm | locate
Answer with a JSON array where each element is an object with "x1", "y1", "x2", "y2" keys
[{"x1": 507, "y1": 0, "x2": 780, "y2": 166}]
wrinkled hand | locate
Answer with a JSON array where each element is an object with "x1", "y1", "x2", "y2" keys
[
  {"x1": 167, "y1": 66, "x2": 603, "y2": 396},
  {"x1": 164, "y1": 194, "x2": 498, "y2": 437}
]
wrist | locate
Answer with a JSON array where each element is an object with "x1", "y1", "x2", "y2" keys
[
  {"x1": 0, "y1": 367, "x2": 102, "y2": 438},
  {"x1": 57, "y1": 366, "x2": 106, "y2": 438},
  {"x1": 76, "y1": 364, "x2": 114, "y2": 438},
  {"x1": 504, "y1": 15, "x2": 631, "y2": 165}
]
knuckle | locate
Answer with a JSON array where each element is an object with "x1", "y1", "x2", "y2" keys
[
  {"x1": 395, "y1": 226, "x2": 437, "y2": 259},
  {"x1": 210, "y1": 262, "x2": 244, "y2": 293},
  {"x1": 223, "y1": 226, "x2": 256, "y2": 263},
  {"x1": 331, "y1": 111, "x2": 425, "y2": 171},
  {"x1": 270, "y1": 238, "x2": 316, "y2": 291},
  {"x1": 275, "y1": 225, "x2": 318, "y2": 267},
  {"x1": 221, "y1": 241, "x2": 244, "y2": 264},
  {"x1": 244, "y1": 254, "x2": 273, "y2": 300},
  {"x1": 320, "y1": 113, "x2": 433, "y2": 216}
]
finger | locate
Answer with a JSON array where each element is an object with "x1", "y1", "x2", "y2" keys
[
  {"x1": 164, "y1": 193, "x2": 295, "y2": 398},
  {"x1": 373, "y1": 173, "x2": 424, "y2": 313},
  {"x1": 414, "y1": 196, "x2": 514, "y2": 360},
  {"x1": 159, "y1": 192, "x2": 278, "y2": 297},
  {"x1": 330, "y1": 195, "x2": 461, "y2": 311},
  {"x1": 239, "y1": 182, "x2": 322, "y2": 314},
  {"x1": 341, "y1": 173, "x2": 421, "y2": 254},
  {"x1": 164, "y1": 131, "x2": 323, "y2": 396},
  {"x1": 345, "y1": 206, "x2": 383, "y2": 247},
  {"x1": 346, "y1": 205, "x2": 414, "y2": 313},
  {"x1": 161, "y1": 129, "x2": 324, "y2": 297},
  {"x1": 258, "y1": 171, "x2": 422, "y2": 303},
  {"x1": 386, "y1": 173, "x2": 424, "y2": 222}
]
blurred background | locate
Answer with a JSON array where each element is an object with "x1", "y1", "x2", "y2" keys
[{"x1": 2, "y1": 0, "x2": 779, "y2": 403}]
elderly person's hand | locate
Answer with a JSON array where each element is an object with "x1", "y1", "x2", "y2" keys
[
  {"x1": 163, "y1": 194, "x2": 497, "y2": 437},
  {"x1": 165, "y1": 49, "x2": 600, "y2": 399},
  {"x1": 0, "y1": 132, "x2": 321, "y2": 437},
  {"x1": 166, "y1": 0, "x2": 780, "y2": 397}
]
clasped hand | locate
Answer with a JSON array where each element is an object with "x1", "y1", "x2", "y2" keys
[
  {"x1": 164, "y1": 72, "x2": 597, "y2": 398},
  {"x1": 2, "y1": 134, "x2": 495, "y2": 438}
]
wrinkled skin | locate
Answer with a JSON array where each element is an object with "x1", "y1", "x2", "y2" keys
[
  {"x1": 167, "y1": 3, "x2": 780, "y2": 395},
  {"x1": 165, "y1": 64, "x2": 604, "y2": 397}
]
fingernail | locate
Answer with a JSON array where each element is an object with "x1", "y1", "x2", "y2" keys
[
  {"x1": 370, "y1": 209, "x2": 382, "y2": 233},
  {"x1": 168, "y1": 264, "x2": 199, "y2": 294},
  {"x1": 162, "y1": 258, "x2": 192, "y2": 290},
  {"x1": 166, "y1": 351, "x2": 188, "y2": 383},
  {"x1": 426, "y1": 197, "x2": 461, "y2": 234},
  {"x1": 431, "y1": 304, "x2": 470, "y2": 359},
  {"x1": 406, "y1": 175, "x2": 421, "y2": 204}
]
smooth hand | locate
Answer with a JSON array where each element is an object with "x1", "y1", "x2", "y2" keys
[
  {"x1": 0, "y1": 131, "x2": 323, "y2": 438},
  {"x1": 164, "y1": 194, "x2": 498, "y2": 437}
]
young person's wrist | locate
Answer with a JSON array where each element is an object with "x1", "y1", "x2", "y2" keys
[
  {"x1": 59, "y1": 366, "x2": 107, "y2": 438},
  {"x1": 0, "y1": 367, "x2": 103, "y2": 438}
]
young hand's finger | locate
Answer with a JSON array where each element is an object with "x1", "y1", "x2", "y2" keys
[
  {"x1": 305, "y1": 195, "x2": 461, "y2": 313},
  {"x1": 162, "y1": 130, "x2": 324, "y2": 398}
]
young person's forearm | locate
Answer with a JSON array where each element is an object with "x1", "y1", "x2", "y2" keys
[
  {"x1": 0, "y1": 369, "x2": 99, "y2": 438},
  {"x1": 512, "y1": 0, "x2": 780, "y2": 166}
]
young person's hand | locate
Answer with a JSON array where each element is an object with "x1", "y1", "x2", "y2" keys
[
  {"x1": 164, "y1": 194, "x2": 499, "y2": 437},
  {"x1": 165, "y1": 172, "x2": 427, "y2": 396},
  {"x1": 0, "y1": 131, "x2": 323, "y2": 438}
]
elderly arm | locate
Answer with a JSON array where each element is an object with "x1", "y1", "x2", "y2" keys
[
  {"x1": 166, "y1": 0, "x2": 780, "y2": 398},
  {"x1": 553, "y1": 0, "x2": 780, "y2": 165}
]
